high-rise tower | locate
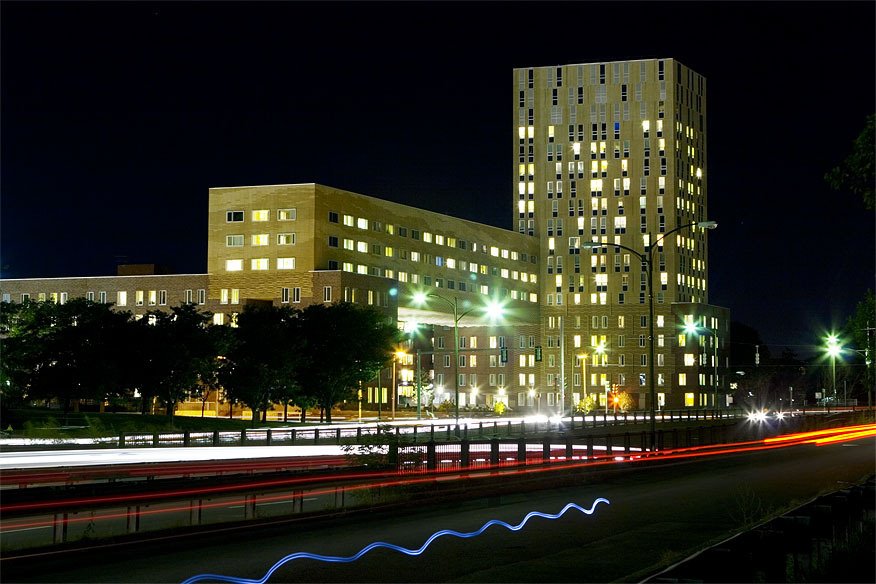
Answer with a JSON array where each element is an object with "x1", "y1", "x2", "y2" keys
[{"x1": 514, "y1": 59, "x2": 728, "y2": 412}]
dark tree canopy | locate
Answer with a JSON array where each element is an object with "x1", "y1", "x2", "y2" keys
[
  {"x1": 295, "y1": 303, "x2": 401, "y2": 423},
  {"x1": 826, "y1": 113, "x2": 875, "y2": 211}
]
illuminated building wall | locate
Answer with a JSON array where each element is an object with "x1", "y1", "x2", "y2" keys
[{"x1": 514, "y1": 58, "x2": 729, "y2": 409}]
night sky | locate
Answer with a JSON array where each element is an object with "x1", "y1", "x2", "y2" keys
[{"x1": 2, "y1": 1, "x2": 874, "y2": 355}]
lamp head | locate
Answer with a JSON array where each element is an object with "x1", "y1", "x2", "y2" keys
[{"x1": 697, "y1": 220, "x2": 718, "y2": 229}]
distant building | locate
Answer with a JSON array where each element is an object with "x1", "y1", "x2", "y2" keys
[{"x1": 1, "y1": 58, "x2": 729, "y2": 412}]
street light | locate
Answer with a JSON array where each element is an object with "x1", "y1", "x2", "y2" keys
[
  {"x1": 413, "y1": 292, "x2": 504, "y2": 429},
  {"x1": 403, "y1": 321, "x2": 424, "y2": 420},
  {"x1": 825, "y1": 333, "x2": 842, "y2": 404},
  {"x1": 582, "y1": 220, "x2": 717, "y2": 451},
  {"x1": 391, "y1": 350, "x2": 407, "y2": 420}
]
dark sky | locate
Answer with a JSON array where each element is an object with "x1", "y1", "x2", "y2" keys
[{"x1": 2, "y1": 1, "x2": 874, "y2": 354}]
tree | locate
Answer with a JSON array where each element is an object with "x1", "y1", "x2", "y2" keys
[
  {"x1": 194, "y1": 323, "x2": 234, "y2": 417},
  {"x1": 843, "y1": 289, "x2": 875, "y2": 401},
  {"x1": 615, "y1": 391, "x2": 634, "y2": 413},
  {"x1": 576, "y1": 394, "x2": 598, "y2": 414},
  {"x1": 826, "y1": 113, "x2": 875, "y2": 210},
  {"x1": 0, "y1": 299, "x2": 134, "y2": 412},
  {"x1": 295, "y1": 303, "x2": 401, "y2": 423},
  {"x1": 136, "y1": 304, "x2": 215, "y2": 422},
  {"x1": 219, "y1": 304, "x2": 302, "y2": 426}
]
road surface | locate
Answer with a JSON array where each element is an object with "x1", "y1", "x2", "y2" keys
[{"x1": 3, "y1": 433, "x2": 874, "y2": 583}]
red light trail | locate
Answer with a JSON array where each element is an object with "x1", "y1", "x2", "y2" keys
[{"x1": 1, "y1": 424, "x2": 873, "y2": 534}]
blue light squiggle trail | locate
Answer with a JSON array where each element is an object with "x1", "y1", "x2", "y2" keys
[{"x1": 180, "y1": 497, "x2": 610, "y2": 584}]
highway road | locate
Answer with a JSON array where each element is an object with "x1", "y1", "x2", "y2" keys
[{"x1": 3, "y1": 431, "x2": 873, "y2": 584}]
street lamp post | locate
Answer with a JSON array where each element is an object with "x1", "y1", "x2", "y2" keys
[
  {"x1": 413, "y1": 293, "x2": 502, "y2": 430},
  {"x1": 582, "y1": 220, "x2": 717, "y2": 451},
  {"x1": 826, "y1": 334, "x2": 842, "y2": 405}
]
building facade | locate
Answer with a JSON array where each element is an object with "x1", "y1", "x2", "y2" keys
[
  {"x1": 1, "y1": 58, "x2": 729, "y2": 414},
  {"x1": 514, "y1": 59, "x2": 727, "y2": 411}
]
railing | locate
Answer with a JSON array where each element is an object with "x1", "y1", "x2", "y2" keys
[
  {"x1": 8, "y1": 407, "x2": 872, "y2": 450},
  {"x1": 109, "y1": 408, "x2": 747, "y2": 448}
]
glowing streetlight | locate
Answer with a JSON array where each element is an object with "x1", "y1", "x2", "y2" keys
[
  {"x1": 391, "y1": 349, "x2": 407, "y2": 420},
  {"x1": 581, "y1": 220, "x2": 717, "y2": 451},
  {"x1": 413, "y1": 292, "x2": 505, "y2": 430},
  {"x1": 825, "y1": 333, "x2": 842, "y2": 403}
]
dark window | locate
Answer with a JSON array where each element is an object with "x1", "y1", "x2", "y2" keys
[
  {"x1": 328, "y1": 211, "x2": 339, "y2": 223},
  {"x1": 328, "y1": 236, "x2": 338, "y2": 247}
]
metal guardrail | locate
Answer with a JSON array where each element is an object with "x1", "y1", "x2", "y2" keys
[{"x1": 110, "y1": 408, "x2": 747, "y2": 449}]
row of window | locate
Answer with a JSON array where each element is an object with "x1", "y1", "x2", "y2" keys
[
  {"x1": 334, "y1": 261, "x2": 538, "y2": 304},
  {"x1": 330, "y1": 239, "x2": 539, "y2": 283},
  {"x1": 326, "y1": 211, "x2": 535, "y2": 265},
  {"x1": 226, "y1": 209, "x2": 296, "y2": 223},
  {"x1": 520, "y1": 61, "x2": 663, "y2": 90},
  {"x1": 225, "y1": 258, "x2": 296, "y2": 271},
  {"x1": 8, "y1": 289, "x2": 208, "y2": 307},
  {"x1": 226, "y1": 233, "x2": 296, "y2": 247}
]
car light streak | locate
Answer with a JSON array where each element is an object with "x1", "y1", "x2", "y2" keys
[
  {"x1": 0, "y1": 467, "x2": 401, "y2": 513},
  {"x1": 763, "y1": 424, "x2": 876, "y2": 444},
  {"x1": 2, "y1": 426, "x2": 873, "y2": 534},
  {"x1": 178, "y1": 498, "x2": 611, "y2": 584}
]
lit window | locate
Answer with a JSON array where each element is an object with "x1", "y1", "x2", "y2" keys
[
  {"x1": 251, "y1": 258, "x2": 269, "y2": 270},
  {"x1": 252, "y1": 210, "x2": 269, "y2": 222},
  {"x1": 213, "y1": 313, "x2": 224, "y2": 326},
  {"x1": 357, "y1": 217, "x2": 368, "y2": 230},
  {"x1": 277, "y1": 258, "x2": 296, "y2": 270},
  {"x1": 135, "y1": 291, "x2": 144, "y2": 306},
  {"x1": 278, "y1": 233, "x2": 296, "y2": 245},
  {"x1": 684, "y1": 392, "x2": 694, "y2": 407},
  {"x1": 278, "y1": 208, "x2": 296, "y2": 221},
  {"x1": 684, "y1": 353, "x2": 695, "y2": 366},
  {"x1": 226, "y1": 235, "x2": 244, "y2": 247},
  {"x1": 357, "y1": 241, "x2": 368, "y2": 253},
  {"x1": 251, "y1": 234, "x2": 269, "y2": 246},
  {"x1": 148, "y1": 290, "x2": 157, "y2": 306},
  {"x1": 117, "y1": 291, "x2": 127, "y2": 306},
  {"x1": 679, "y1": 373, "x2": 687, "y2": 386},
  {"x1": 225, "y1": 259, "x2": 243, "y2": 272}
]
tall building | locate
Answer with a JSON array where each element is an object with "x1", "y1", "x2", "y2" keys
[
  {"x1": 1, "y1": 58, "x2": 729, "y2": 415},
  {"x1": 514, "y1": 59, "x2": 727, "y2": 411}
]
